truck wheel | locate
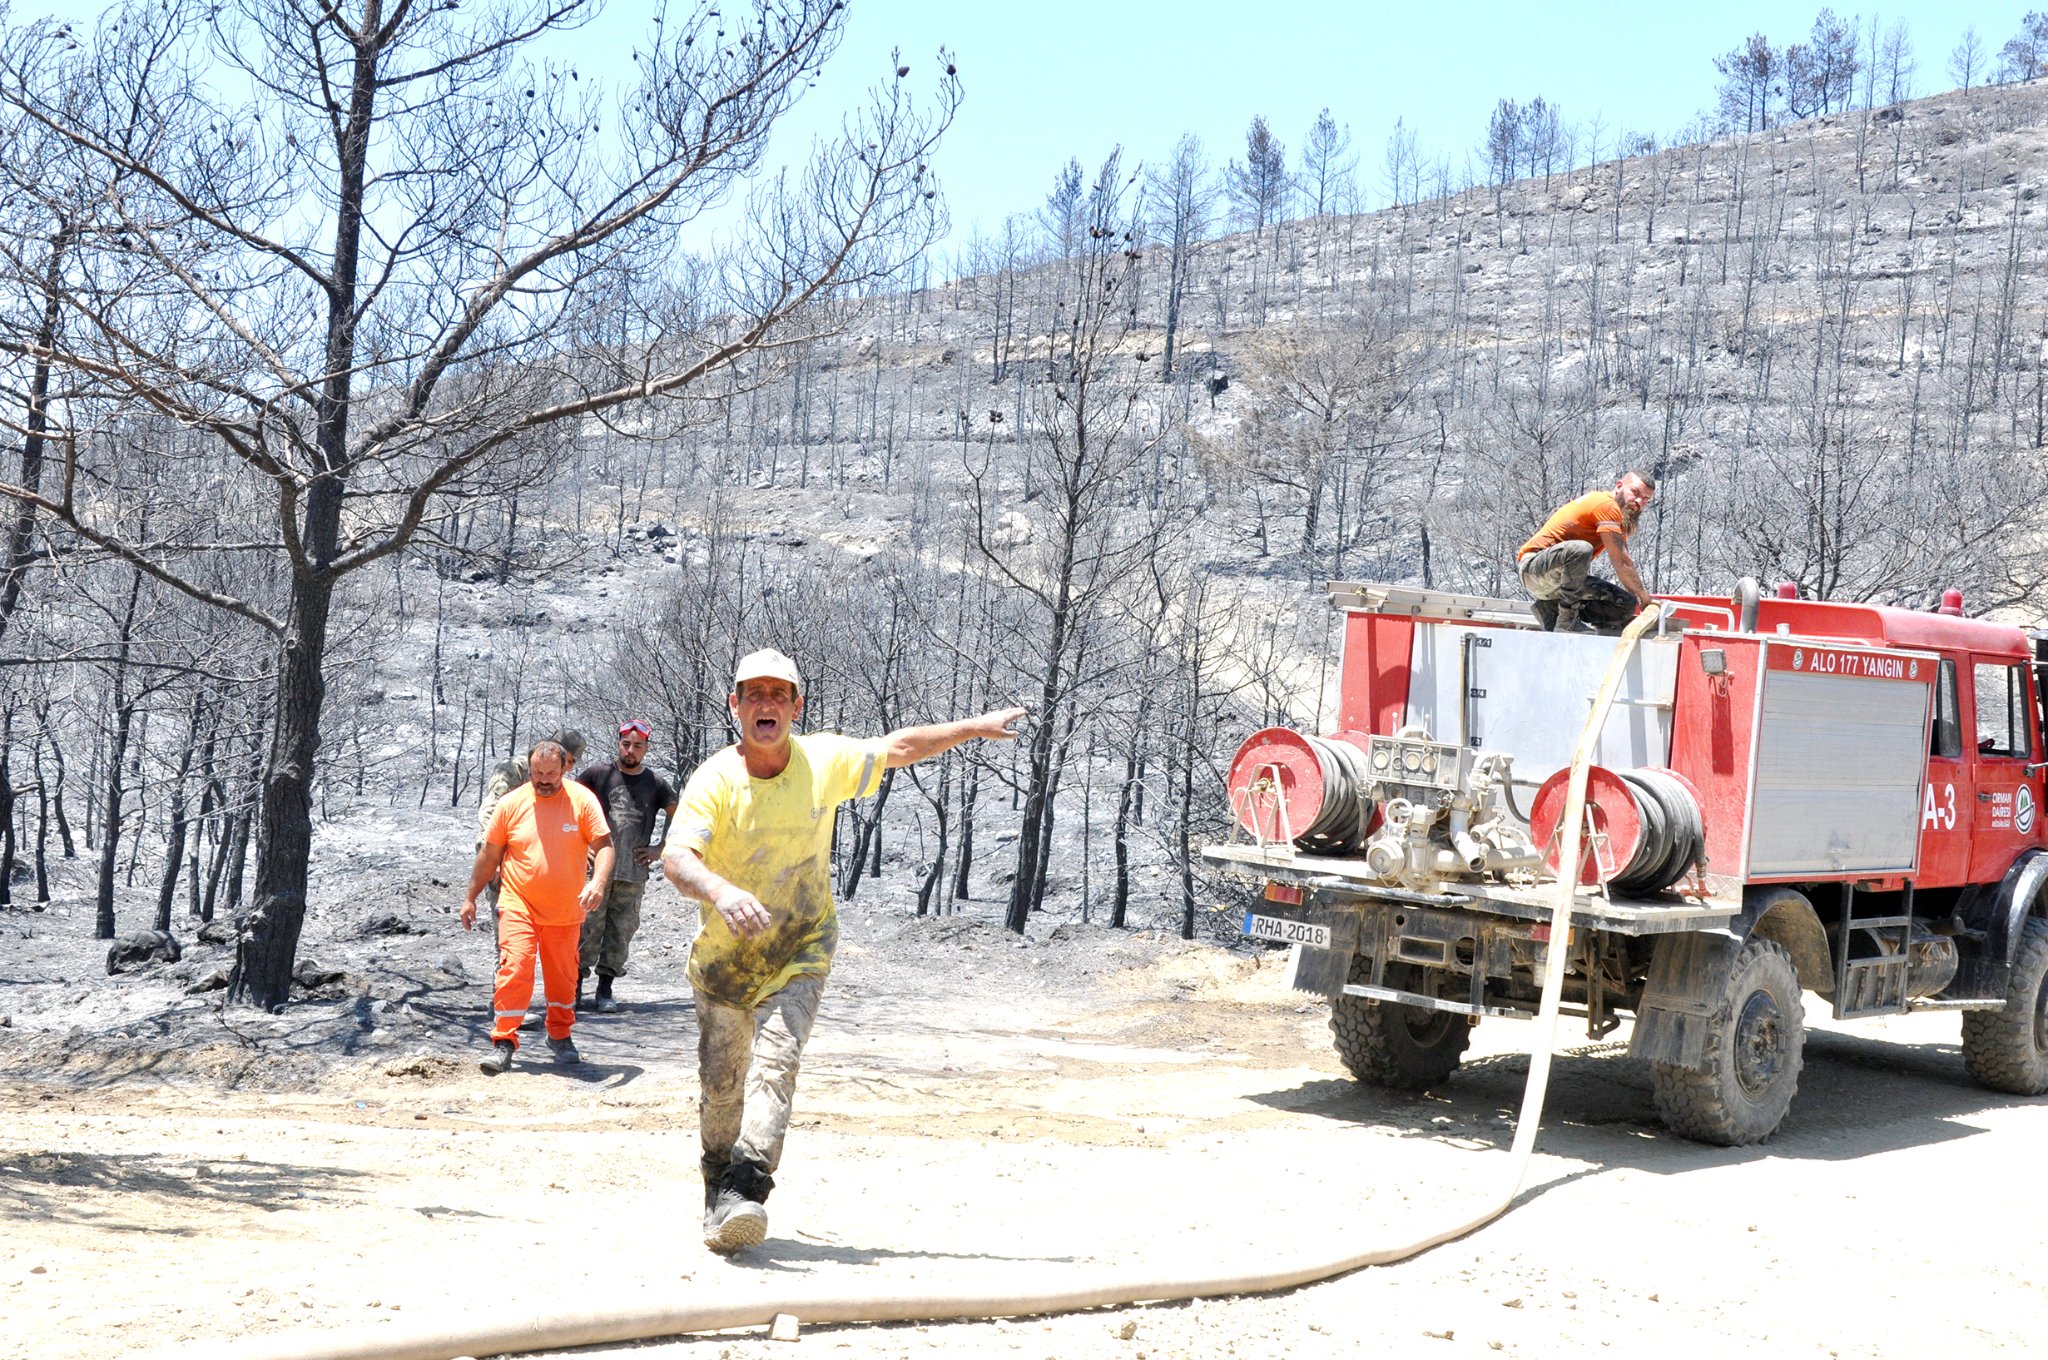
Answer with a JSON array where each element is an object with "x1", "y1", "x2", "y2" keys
[
  {"x1": 1651, "y1": 937, "x2": 1804, "y2": 1146},
  {"x1": 1961, "y1": 917, "x2": 2048, "y2": 1095},
  {"x1": 1329, "y1": 960, "x2": 1471, "y2": 1091}
]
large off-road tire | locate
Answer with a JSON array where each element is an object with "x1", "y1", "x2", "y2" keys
[
  {"x1": 1329, "y1": 959, "x2": 1472, "y2": 1091},
  {"x1": 1961, "y1": 917, "x2": 2048, "y2": 1095},
  {"x1": 1651, "y1": 937, "x2": 1804, "y2": 1146}
]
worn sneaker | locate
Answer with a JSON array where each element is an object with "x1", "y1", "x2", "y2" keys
[
  {"x1": 703, "y1": 1191, "x2": 768, "y2": 1253},
  {"x1": 545, "y1": 1034, "x2": 582, "y2": 1064},
  {"x1": 478, "y1": 1040, "x2": 514, "y2": 1076}
]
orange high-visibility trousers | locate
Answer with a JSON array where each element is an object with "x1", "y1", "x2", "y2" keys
[{"x1": 490, "y1": 902, "x2": 580, "y2": 1046}]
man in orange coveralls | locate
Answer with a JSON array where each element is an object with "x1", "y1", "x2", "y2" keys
[
  {"x1": 1515, "y1": 469, "x2": 1657, "y2": 633},
  {"x1": 460, "y1": 739, "x2": 615, "y2": 1075}
]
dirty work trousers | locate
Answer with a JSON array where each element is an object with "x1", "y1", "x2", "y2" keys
[
  {"x1": 579, "y1": 879, "x2": 646, "y2": 980},
  {"x1": 695, "y1": 973, "x2": 826, "y2": 1178},
  {"x1": 491, "y1": 903, "x2": 579, "y2": 1048},
  {"x1": 1518, "y1": 540, "x2": 1637, "y2": 632}
]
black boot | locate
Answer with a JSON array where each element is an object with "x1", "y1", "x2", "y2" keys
[
  {"x1": 1555, "y1": 602, "x2": 1585, "y2": 633},
  {"x1": 703, "y1": 1159, "x2": 774, "y2": 1253},
  {"x1": 593, "y1": 973, "x2": 619, "y2": 1014}
]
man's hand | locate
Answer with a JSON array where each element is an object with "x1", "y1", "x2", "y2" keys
[
  {"x1": 577, "y1": 878, "x2": 606, "y2": 914},
  {"x1": 714, "y1": 884, "x2": 772, "y2": 938},
  {"x1": 459, "y1": 898, "x2": 478, "y2": 931},
  {"x1": 633, "y1": 846, "x2": 660, "y2": 868},
  {"x1": 970, "y1": 706, "x2": 1028, "y2": 741},
  {"x1": 885, "y1": 707, "x2": 1029, "y2": 769}
]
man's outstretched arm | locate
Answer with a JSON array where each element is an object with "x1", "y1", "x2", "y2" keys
[{"x1": 884, "y1": 707, "x2": 1027, "y2": 769}]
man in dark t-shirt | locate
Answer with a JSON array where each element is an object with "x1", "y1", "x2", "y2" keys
[{"x1": 573, "y1": 720, "x2": 680, "y2": 1013}]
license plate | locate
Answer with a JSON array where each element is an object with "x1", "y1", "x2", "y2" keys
[{"x1": 1243, "y1": 912, "x2": 1331, "y2": 949}]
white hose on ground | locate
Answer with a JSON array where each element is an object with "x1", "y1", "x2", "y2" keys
[{"x1": 144, "y1": 609, "x2": 1669, "y2": 1360}]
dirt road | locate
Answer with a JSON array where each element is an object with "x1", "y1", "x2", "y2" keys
[{"x1": 6, "y1": 912, "x2": 2047, "y2": 1360}]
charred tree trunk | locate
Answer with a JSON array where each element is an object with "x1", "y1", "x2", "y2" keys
[
  {"x1": 951, "y1": 760, "x2": 977, "y2": 901},
  {"x1": 95, "y1": 700, "x2": 139, "y2": 942},
  {"x1": 223, "y1": 808, "x2": 252, "y2": 914},
  {"x1": 496, "y1": 496, "x2": 519, "y2": 585},
  {"x1": 94, "y1": 569, "x2": 146, "y2": 941},
  {"x1": 1110, "y1": 730, "x2": 1147, "y2": 931},
  {"x1": 840, "y1": 767, "x2": 896, "y2": 899},
  {"x1": 0, "y1": 709, "x2": 15, "y2": 907},
  {"x1": 914, "y1": 762, "x2": 950, "y2": 917},
  {"x1": 154, "y1": 694, "x2": 203, "y2": 933},
  {"x1": 32, "y1": 764, "x2": 49, "y2": 904},
  {"x1": 234, "y1": 564, "x2": 337, "y2": 1009},
  {"x1": 0, "y1": 226, "x2": 68, "y2": 647},
  {"x1": 48, "y1": 731, "x2": 73, "y2": 859},
  {"x1": 194, "y1": 702, "x2": 221, "y2": 916},
  {"x1": 200, "y1": 746, "x2": 238, "y2": 923},
  {"x1": 1027, "y1": 717, "x2": 1075, "y2": 917},
  {"x1": 868, "y1": 768, "x2": 891, "y2": 877},
  {"x1": 202, "y1": 820, "x2": 229, "y2": 922},
  {"x1": 1007, "y1": 593, "x2": 1072, "y2": 932},
  {"x1": 1007, "y1": 702, "x2": 1057, "y2": 932}
]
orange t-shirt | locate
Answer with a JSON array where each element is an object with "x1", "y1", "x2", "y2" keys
[
  {"x1": 483, "y1": 781, "x2": 609, "y2": 926},
  {"x1": 1517, "y1": 490, "x2": 1626, "y2": 562}
]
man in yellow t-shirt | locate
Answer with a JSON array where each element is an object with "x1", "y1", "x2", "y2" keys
[
  {"x1": 1516, "y1": 469, "x2": 1657, "y2": 633},
  {"x1": 665, "y1": 648, "x2": 1024, "y2": 1253}
]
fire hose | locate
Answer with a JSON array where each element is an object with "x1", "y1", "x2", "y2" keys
[{"x1": 143, "y1": 609, "x2": 1670, "y2": 1360}]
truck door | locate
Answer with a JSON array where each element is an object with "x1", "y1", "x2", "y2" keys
[
  {"x1": 1918, "y1": 658, "x2": 1972, "y2": 888},
  {"x1": 1967, "y1": 656, "x2": 2045, "y2": 884}
]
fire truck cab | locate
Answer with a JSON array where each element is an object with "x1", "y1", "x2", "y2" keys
[{"x1": 1207, "y1": 580, "x2": 2048, "y2": 1145}]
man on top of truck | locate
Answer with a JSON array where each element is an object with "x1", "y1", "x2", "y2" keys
[{"x1": 1517, "y1": 469, "x2": 1657, "y2": 633}]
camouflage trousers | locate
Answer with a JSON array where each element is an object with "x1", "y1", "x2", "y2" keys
[
  {"x1": 1518, "y1": 541, "x2": 1637, "y2": 631},
  {"x1": 578, "y1": 879, "x2": 646, "y2": 979},
  {"x1": 696, "y1": 972, "x2": 826, "y2": 1177}
]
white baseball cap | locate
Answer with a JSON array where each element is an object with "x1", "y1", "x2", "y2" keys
[{"x1": 733, "y1": 648, "x2": 803, "y2": 694}]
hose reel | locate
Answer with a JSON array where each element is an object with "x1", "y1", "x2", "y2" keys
[
  {"x1": 1529, "y1": 765, "x2": 1706, "y2": 894},
  {"x1": 1225, "y1": 728, "x2": 1378, "y2": 854}
]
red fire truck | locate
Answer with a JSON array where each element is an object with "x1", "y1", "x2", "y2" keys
[{"x1": 1207, "y1": 580, "x2": 2048, "y2": 1144}]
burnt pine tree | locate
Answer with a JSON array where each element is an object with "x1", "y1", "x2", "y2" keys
[
  {"x1": 1145, "y1": 133, "x2": 1211, "y2": 381},
  {"x1": 1298, "y1": 108, "x2": 1355, "y2": 219},
  {"x1": 967, "y1": 148, "x2": 1175, "y2": 932},
  {"x1": 1226, "y1": 115, "x2": 1289, "y2": 248},
  {"x1": 0, "y1": 0, "x2": 956, "y2": 1008}
]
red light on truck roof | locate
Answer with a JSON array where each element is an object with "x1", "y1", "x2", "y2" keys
[{"x1": 1938, "y1": 589, "x2": 1965, "y2": 616}]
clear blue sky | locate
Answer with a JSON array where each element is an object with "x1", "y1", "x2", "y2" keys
[
  {"x1": 767, "y1": 0, "x2": 2029, "y2": 253},
  {"x1": 22, "y1": 0, "x2": 2037, "y2": 256}
]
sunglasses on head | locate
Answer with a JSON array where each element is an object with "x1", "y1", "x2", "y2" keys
[{"x1": 619, "y1": 721, "x2": 651, "y2": 740}]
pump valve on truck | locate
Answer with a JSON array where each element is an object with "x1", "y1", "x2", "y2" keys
[{"x1": 1205, "y1": 579, "x2": 2048, "y2": 1145}]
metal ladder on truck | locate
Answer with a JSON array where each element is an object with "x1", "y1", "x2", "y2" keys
[{"x1": 1833, "y1": 881, "x2": 1915, "y2": 1017}]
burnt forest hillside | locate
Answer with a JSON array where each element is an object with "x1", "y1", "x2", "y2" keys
[{"x1": 10, "y1": 76, "x2": 2048, "y2": 970}]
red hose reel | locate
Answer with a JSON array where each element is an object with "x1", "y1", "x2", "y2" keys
[
  {"x1": 1226, "y1": 727, "x2": 1377, "y2": 854},
  {"x1": 1529, "y1": 765, "x2": 1706, "y2": 892}
]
